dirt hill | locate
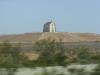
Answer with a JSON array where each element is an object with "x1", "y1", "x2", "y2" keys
[
  {"x1": 0, "y1": 32, "x2": 100, "y2": 60},
  {"x1": 0, "y1": 32, "x2": 100, "y2": 43}
]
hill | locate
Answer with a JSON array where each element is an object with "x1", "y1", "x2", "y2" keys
[
  {"x1": 0, "y1": 32, "x2": 100, "y2": 43},
  {"x1": 0, "y1": 32, "x2": 100, "y2": 60}
]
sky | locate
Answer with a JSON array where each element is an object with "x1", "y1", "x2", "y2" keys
[{"x1": 0, "y1": 0, "x2": 100, "y2": 35}]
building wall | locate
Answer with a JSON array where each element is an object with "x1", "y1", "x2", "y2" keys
[
  {"x1": 43, "y1": 21, "x2": 56, "y2": 32},
  {"x1": 43, "y1": 24, "x2": 49, "y2": 32},
  {"x1": 49, "y1": 23, "x2": 56, "y2": 32}
]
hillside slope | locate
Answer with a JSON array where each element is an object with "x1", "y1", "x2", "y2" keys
[{"x1": 0, "y1": 32, "x2": 100, "y2": 43}]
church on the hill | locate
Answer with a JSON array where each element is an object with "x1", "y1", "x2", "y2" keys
[{"x1": 43, "y1": 20, "x2": 56, "y2": 32}]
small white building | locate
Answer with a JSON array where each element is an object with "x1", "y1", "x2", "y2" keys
[{"x1": 43, "y1": 20, "x2": 56, "y2": 32}]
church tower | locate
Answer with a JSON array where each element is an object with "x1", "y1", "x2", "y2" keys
[{"x1": 43, "y1": 20, "x2": 56, "y2": 32}]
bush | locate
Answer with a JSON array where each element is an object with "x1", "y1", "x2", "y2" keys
[
  {"x1": 0, "y1": 42, "x2": 24, "y2": 68},
  {"x1": 34, "y1": 38, "x2": 67, "y2": 66}
]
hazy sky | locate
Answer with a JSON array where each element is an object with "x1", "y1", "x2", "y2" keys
[{"x1": 0, "y1": 0, "x2": 99, "y2": 34}]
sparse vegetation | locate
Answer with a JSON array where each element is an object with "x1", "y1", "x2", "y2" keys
[
  {"x1": 0, "y1": 42, "x2": 23, "y2": 68},
  {"x1": 0, "y1": 39, "x2": 100, "y2": 68},
  {"x1": 0, "y1": 38, "x2": 100, "y2": 75},
  {"x1": 91, "y1": 64, "x2": 100, "y2": 75}
]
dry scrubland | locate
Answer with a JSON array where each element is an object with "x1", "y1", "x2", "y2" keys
[
  {"x1": 0, "y1": 32, "x2": 100, "y2": 61},
  {"x1": 0, "y1": 32, "x2": 100, "y2": 75}
]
